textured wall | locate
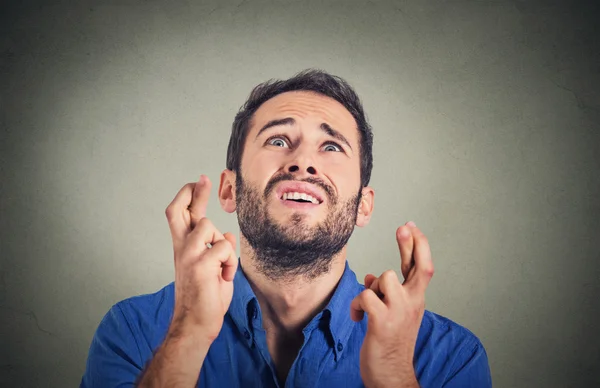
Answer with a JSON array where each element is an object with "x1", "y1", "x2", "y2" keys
[{"x1": 1, "y1": 1, "x2": 599, "y2": 387}]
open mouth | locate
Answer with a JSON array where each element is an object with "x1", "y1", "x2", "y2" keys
[
  {"x1": 275, "y1": 181, "x2": 326, "y2": 207},
  {"x1": 281, "y1": 191, "x2": 321, "y2": 205}
]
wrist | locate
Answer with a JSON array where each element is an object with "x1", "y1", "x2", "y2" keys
[
  {"x1": 365, "y1": 364, "x2": 419, "y2": 388},
  {"x1": 166, "y1": 319, "x2": 217, "y2": 351}
]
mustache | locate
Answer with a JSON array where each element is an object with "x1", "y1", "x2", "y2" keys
[{"x1": 263, "y1": 172, "x2": 335, "y2": 201}]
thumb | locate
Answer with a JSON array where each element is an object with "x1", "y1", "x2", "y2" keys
[
  {"x1": 223, "y1": 232, "x2": 236, "y2": 251},
  {"x1": 221, "y1": 232, "x2": 238, "y2": 281}
]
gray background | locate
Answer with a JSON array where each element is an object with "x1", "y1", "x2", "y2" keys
[{"x1": 1, "y1": 0, "x2": 599, "y2": 387}]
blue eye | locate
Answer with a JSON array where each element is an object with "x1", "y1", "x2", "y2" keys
[
  {"x1": 268, "y1": 137, "x2": 289, "y2": 148},
  {"x1": 323, "y1": 143, "x2": 342, "y2": 152}
]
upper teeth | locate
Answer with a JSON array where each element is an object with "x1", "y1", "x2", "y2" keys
[{"x1": 282, "y1": 192, "x2": 319, "y2": 204}]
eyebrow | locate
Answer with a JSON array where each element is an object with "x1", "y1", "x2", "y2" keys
[{"x1": 255, "y1": 117, "x2": 353, "y2": 151}]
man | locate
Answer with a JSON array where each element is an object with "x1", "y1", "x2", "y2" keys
[{"x1": 81, "y1": 70, "x2": 492, "y2": 387}]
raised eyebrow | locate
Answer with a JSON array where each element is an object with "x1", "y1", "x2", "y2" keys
[
  {"x1": 255, "y1": 117, "x2": 296, "y2": 140},
  {"x1": 320, "y1": 123, "x2": 353, "y2": 152}
]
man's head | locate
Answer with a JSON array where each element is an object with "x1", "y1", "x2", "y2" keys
[
  {"x1": 226, "y1": 69, "x2": 374, "y2": 188},
  {"x1": 218, "y1": 70, "x2": 375, "y2": 281}
]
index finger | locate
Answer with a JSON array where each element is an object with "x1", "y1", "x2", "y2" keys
[
  {"x1": 404, "y1": 225, "x2": 434, "y2": 295},
  {"x1": 165, "y1": 182, "x2": 196, "y2": 246},
  {"x1": 189, "y1": 175, "x2": 212, "y2": 229},
  {"x1": 396, "y1": 223, "x2": 415, "y2": 280}
]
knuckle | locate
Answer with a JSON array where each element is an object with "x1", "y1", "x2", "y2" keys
[
  {"x1": 381, "y1": 269, "x2": 397, "y2": 283},
  {"x1": 184, "y1": 238, "x2": 203, "y2": 255},
  {"x1": 424, "y1": 262, "x2": 435, "y2": 277},
  {"x1": 408, "y1": 306, "x2": 421, "y2": 322},
  {"x1": 165, "y1": 206, "x2": 175, "y2": 222},
  {"x1": 362, "y1": 289, "x2": 375, "y2": 301},
  {"x1": 210, "y1": 239, "x2": 229, "y2": 252},
  {"x1": 396, "y1": 226, "x2": 406, "y2": 239},
  {"x1": 196, "y1": 217, "x2": 213, "y2": 230}
]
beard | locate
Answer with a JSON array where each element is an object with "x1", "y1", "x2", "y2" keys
[{"x1": 235, "y1": 171, "x2": 361, "y2": 282}]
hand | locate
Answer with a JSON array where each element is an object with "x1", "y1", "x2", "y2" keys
[
  {"x1": 165, "y1": 175, "x2": 238, "y2": 343},
  {"x1": 350, "y1": 221, "x2": 434, "y2": 388}
]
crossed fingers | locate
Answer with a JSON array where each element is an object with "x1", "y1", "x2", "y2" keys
[{"x1": 350, "y1": 222, "x2": 434, "y2": 322}]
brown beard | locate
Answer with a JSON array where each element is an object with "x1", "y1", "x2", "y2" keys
[{"x1": 235, "y1": 171, "x2": 361, "y2": 282}]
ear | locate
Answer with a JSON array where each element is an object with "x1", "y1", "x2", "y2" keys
[
  {"x1": 219, "y1": 169, "x2": 237, "y2": 213},
  {"x1": 356, "y1": 186, "x2": 374, "y2": 227}
]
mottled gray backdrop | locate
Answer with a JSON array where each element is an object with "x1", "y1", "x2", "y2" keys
[{"x1": 1, "y1": 0, "x2": 599, "y2": 387}]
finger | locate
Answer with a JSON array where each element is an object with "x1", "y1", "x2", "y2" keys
[
  {"x1": 404, "y1": 225, "x2": 434, "y2": 294},
  {"x1": 165, "y1": 182, "x2": 196, "y2": 246},
  {"x1": 180, "y1": 218, "x2": 225, "y2": 263},
  {"x1": 189, "y1": 175, "x2": 212, "y2": 229},
  {"x1": 396, "y1": 223, "x2": 415, "y2": 280},
  {"x1": 364, "y1": 273, "x2": 377, "y2": 289},
  {"x1": 223, "y1": 232, "x2": 236, "y2": 251},
  {"x1": 222, "y1": 232, "x2": 238, "y2": 281},
  {"x1": 202, "y1": 239, "x2": 239, "y2": 282},
  {"x1": 350, "y1": 289, "x2": 386, "y2": 322},
  {"x1": 376, "y1": 270, "x2": 400, "y2": 305}
]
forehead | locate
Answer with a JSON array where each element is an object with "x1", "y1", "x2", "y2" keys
[{"x1": 250, "y1": 91, "x2": 359, "y2": 138}]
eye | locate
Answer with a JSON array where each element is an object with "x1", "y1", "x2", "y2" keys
[
  {"x1": 322, "y1": 142, "x2": 342, "y2": 152},
  {"x1": 267, "y1": 136, "x2": 289, "y2": 148}
]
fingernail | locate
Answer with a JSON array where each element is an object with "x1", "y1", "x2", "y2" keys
[
  {"x1": 407, "y1": 221, "x2": 416, "y2": 227},
  {"x1": 198, "y1": 175, "x2": 206, "y2": 185}
]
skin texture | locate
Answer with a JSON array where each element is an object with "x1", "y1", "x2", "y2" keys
[
  {"x1": 219, "y1": 91, "x2": 376, "y2": 383},
  {"x1": 351, "y1": 221, "x2": 434, "y2": 388},
  {"x1": 137, "y1": 177, "x2": 238, "y2": 387},
  {"x1": 138, "y1": 90, "x2": 434, "y2": 387}
]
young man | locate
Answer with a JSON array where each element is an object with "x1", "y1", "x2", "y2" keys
[{"x1": 81, "y1": 70, "x2": 492, "y2": 387}]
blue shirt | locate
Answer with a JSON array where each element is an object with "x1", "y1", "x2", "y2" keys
[{"x1": 81, "y1": 262, "x2": 492, "y2": 387}]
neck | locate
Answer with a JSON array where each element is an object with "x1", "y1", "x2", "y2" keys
[{"x1": 239, "y1": 236, "x2": 347, "y2": 336}]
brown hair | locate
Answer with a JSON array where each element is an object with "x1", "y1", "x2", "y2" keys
[{"x1": 226, "y1": 69, "x2": 374, "y2": 187}]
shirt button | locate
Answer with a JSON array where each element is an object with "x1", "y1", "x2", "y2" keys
[
  {"x1": 244, "y1": 330, "x2": 251, "y2": 340},
  {"x1": 337, "y1": 342, "x2": 343, "y2": 352}
]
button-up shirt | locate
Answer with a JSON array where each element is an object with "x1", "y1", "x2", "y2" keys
[{"x1": 81, "y1": 261, "x2": 492, "y2": 387}]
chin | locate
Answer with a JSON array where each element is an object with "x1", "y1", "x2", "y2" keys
[{"x1": 273, "y1": 210, "x2": 321, "y2": 226}]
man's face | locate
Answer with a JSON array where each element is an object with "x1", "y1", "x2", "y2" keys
[{"x1": 234, "y1": 91, "x2": 365, "y2": 279}]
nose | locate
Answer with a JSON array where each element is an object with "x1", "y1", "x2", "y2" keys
[
  {"x1": 285, "y1": 150, "x2": 318, "y2": 176},
  {"x1": 288, "y1": 164, "x2": 317, "y2": 175}
]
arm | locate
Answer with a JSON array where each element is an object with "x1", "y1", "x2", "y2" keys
[
  {"x1": 80, "y1": 305, "x2": 215, "y2": 388},
  {"x1": 136, "y1": 325, "x2": 212, "y2": 387},
  {"x1": 137, "y1": 176, "x2": 237, "y2": 387},
  {"x1": 351, "y1": 221, "x2": 433, "y2": 388},
  {"x1": 81, "y1": 176, "x2": 237, "y2": 387}
]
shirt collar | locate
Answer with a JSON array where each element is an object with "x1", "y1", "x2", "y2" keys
[
  {"x1": 322, "y1": 260, "x2": 363, "y2": 361},
  {"x1": 229, "y1": 260, "x2": 259, "y2": 347},
  {"x1": 228, "y1": 260, "x2": 363, "y2": 359}
]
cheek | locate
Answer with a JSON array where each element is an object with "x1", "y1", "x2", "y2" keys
[
  {"x1": 322, "y1": 155, "x2": 361, "y2": 188},
  {"x1": 243, "y1": 152, "x2": 280, "y2": 184}
]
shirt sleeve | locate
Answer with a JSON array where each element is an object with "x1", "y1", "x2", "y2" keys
[
  {"x1": 80, "y1": 303, "x2": 144, "y2": 388},
  {"x1": 442, "y1": 339, "x2": 492, "y2": 388}
]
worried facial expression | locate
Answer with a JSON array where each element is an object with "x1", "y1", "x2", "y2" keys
[
  {"x1": 239, "y1": 90, "x2": 364, "y2": 230},
  {"x1": 220, "y1": 90, "x2": 374, "y2": 280}
]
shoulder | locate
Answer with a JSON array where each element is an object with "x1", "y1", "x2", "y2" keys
[
  {"x1": 416, "y1": 310, "x2": 491, "y2": 386},
  {"x1": 418, "y1": 309, "x2": 486, "y2": 356},
  {"x1": 81, "y1": 283, "x2": 176, "y2": 387},
  {"x1": 116, "y1": 283, "x2": 175, "y2": 319},
  {"x1": 93, "y1": 283, "x2": 175, "y2": 354},
  {"x1": 113, "y1": 283, "x2": 175, "y2": 338},
  {"x1": 421, "y1": 309, "x2": 481, "y2": 341}
]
